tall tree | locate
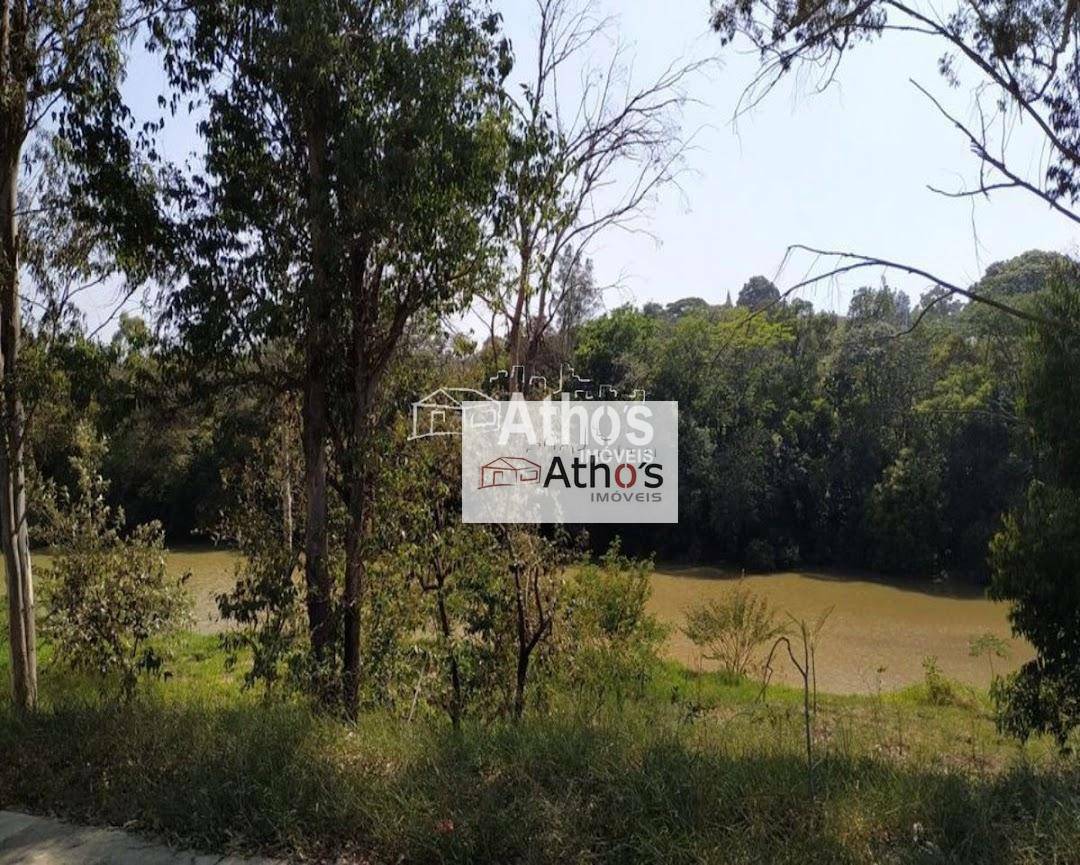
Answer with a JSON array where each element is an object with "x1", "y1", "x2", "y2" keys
[
  {"x1": 161, "y1": 0, "x2": 508, "y2": 713},
  {"x1": 989, "y1": 263, "x2": 1080, "y2": 745},
  {"x1": 736, "y1": 275, "x2": 780, "y2": 311},
  {"x1": 0, "y1": 0, "x2": 161, "y2": 711},
  {"x1": 483, "y1": 0, "x2": 700, "y2": 384}
]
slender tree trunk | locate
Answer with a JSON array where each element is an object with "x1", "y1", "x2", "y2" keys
[
  {"x1": 282, "y1": 471, "x2": 293, "y2": 550},
  {"x1": 801, "y1": 635, "x2": 814, "y2": 799},
  {"x1": 0, "y1": 0, "x2": 35, "y2": 713},
  {"x1": 511, "y1": 560, "x2": 537, "y2": 720},
  {"x1": 301, "y1": 375, "x2": 331, "y2": 669},
  {"x1": 280, "y1": 409, "x2": 294, "y2": 550},
  {"x1": 341, "y1": 368, "x2": 371, "y2": 720},
  {"x1": 342, "y1": 472, "x2": 366, "y2": 719},
  {"x1": 302, "y1": 116, "x2": 334, "y2": 697},
  {"x1": 513, "y1": 648, "x2": 528, "y2": 720},
  {"x1": 506, "y1": 236, "x2": 531, "y2": 390},
  {"x1": 433, "y1": 584, "x2": 461, "y2": 728}
]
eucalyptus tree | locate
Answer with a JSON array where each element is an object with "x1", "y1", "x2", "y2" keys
[
  {"x1": 0, "y1": 0, "x2": 164, "y2": 712},
  {"x1": 160, "y1": 0, "x2": 509, "y2": 713}
]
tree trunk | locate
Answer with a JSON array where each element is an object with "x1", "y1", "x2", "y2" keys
[
  {"x1": 301, "y1": 342, "x2": 332, "y2": 682},
  {"x1": 442, "y1": 598, "x2": 462, "y2": 729},
  {"x1": 342, "y1": 478, "x2": 365, "y2": 719},
  {"x1": 0, "y1": 21, "x2": 36, "y2": 711},
  {"x1": 513, "y1": 648, "x2": 528, "y2": 720},
  {"x1": 282, "y1": 472, "x2": 293, "y2": 550},
  {"x1": 280, "y1": 413, "x2": 293, "y2": 550},
  {"x1": 506, "y1": 235, "x2": 531, "y2": 390},
  {"x1": 302, "y1": 115, "x2": 334, "y2": 698},
  {"x1": 341, "y1": 368, "x2": 371, "y2": 720}
]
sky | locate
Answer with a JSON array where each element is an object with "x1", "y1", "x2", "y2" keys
[{"x1": 83, "y1": 0, "x2": 1080, "y2": 335}]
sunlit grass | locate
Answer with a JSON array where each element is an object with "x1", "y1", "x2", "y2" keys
[{"x1": 0, "y1": 625, "x2": 1076, "y2": 864}]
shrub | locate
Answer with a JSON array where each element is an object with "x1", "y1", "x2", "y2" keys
[
  {"x1": 214, "y1": 414, "x2": 315, "y2": 695},
  {"x1": 563, "y1": 540, "x2": 667, "y2": 708},
  {"x1": 41, "y1": 460, "x2": 191, "y2": 697},
  {"x1": 681, "y1": 585, "x2": 785, "y2": 679},
  {"x1": 921, "y1": 656, "x2": 958, "y2": 706},
  {"x1": 969, "y1": 632, "x2": 1010, "y2": 681}
]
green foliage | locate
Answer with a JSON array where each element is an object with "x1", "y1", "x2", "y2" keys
[
  {"x1": 215, "y1": 405, "x2": 313, "y2": 693},
  {"x1": 990, "y1": 265, "x2": 1080, "y2": 745},
  {"x1": 681, "y1": 584, "x2": 785, "y2": 679},
  {"x1": 866, "y1": 447, "x2": 944, "y2": 574},
  {"x1": 921, "y1": 656, "x2": 959, "y2": 707},
  {"x1": 573, "y1": 254, "x2": 1049, "y2": 576},
  {"x1": 562, "y1": 541, "x2": 666, "y2": 709},
  {"x1": 736, "y1": 275, "x2": 780, "y2": 310},
  {"x1": 41, "y1": 455, "x2": 191, "y2": 697},
  {"x1": 574, "y1": 305, "x2": 657, "y2": 387},
  {"x1": 26, "y1": 314, "x2": 252, "y2": 542},
  {"x1": 977, "y1": 251, "x2": 1072, "y2": 299},
  {"x1": 969, "y1": 633, "x2": 1010, "y2": 681}
]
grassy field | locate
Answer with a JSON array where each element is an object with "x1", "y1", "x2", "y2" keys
[{"x1": 0, "y1": 625, "x2": 1077, "y2": 865}]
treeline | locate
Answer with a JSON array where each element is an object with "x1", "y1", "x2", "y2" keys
[
  {"x1": 574, "y1": 252, "x2": 1064, "y2": 578},
  {"x1": 28, "y1": 314, "x2": 260, "y2": 541},
  {"x1": 32, "y1": 249, "x2": 1066, "y2": 584}
]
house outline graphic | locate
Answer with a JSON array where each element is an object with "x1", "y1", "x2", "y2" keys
[
  {"x1": 409, "y1": 387, "x2": 498, "y2": 439},
  {"x1": 479, "y1": 456, "x2": 542, "y2": 489}
]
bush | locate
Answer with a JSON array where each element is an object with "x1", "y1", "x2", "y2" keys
[
  {"x1": 921, "y1": 656, "x2": 959, "y2": 706},
  {"x1": 41, "y1": 459, "x2": 191, "y2": 697},
  {"x1": 214, "y1": 415, "x2": 315, "y2": 695},
  {"x1": 563, "y1": 541, "x2": 667, "y2": 709},
  {"x1": 681, "y1": 585, "x2": 785, "y2": 679}
]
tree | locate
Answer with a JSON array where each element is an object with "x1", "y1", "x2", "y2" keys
[
  {"x1": 736, "y1": 275, "x2": 779, "y2": 311},
  {"x1": 550, "y1": 246, "x2": 601, "y2": 359},
  {"x1": 485, "y1": 0, "x2": 700, "y2": 384},
  {"x1": 161, "y1": 0, "x2": 509, "y2": 715},
  {"x1": 989, "y1": 264, "x2": 1080, "y2": 745},
  {"x1": 969, "y1": 632, "x2": 1010, "y2": 682},
  {"x1": 682, "y1": 585, "x2": 785, "y2": 679},
  {"x1": 1, "y1": 0, "x2": 162, "y2": 712},
  {"x1": 40, "y1": 449, "x2": 191, "y2": 699}
]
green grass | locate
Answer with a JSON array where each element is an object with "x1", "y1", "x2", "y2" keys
[{"x1": 0, "y1": 631, "x2": 1078, "y2": 864}]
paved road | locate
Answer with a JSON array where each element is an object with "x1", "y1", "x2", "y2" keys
[{"x1": 0, "y1": 812, "x2": 282, "y2": 865}]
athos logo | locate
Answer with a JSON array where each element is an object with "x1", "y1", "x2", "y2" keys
[
  {"x1": 462, "y1": 398, "x2": 678, "y2": 524},
  {"x1": 478, "y1": 457, "x2": 541, "y2": 488}
]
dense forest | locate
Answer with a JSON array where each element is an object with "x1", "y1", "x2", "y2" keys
[{"x1": 31, "y1": 249, "x2": 1065, "y2": 581}]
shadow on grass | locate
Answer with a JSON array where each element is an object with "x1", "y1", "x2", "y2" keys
[{"x1": 1, "y1": 692, "x2": 1078, "y2": 865}]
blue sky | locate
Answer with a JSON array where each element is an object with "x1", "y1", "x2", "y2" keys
[
  {"x1": 93, "y1": 0, "x2": 1079, "y2": 334},
  {"x1": 546, "y1": 1, "x2": 1078, "y2": 315}
]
